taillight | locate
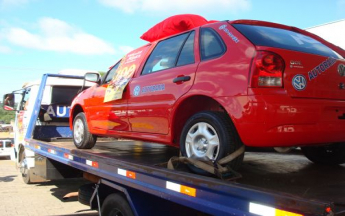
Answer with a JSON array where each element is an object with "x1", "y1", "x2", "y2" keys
[{"x1": 251, "y1": 51, "x2": 285, "y2": 87}]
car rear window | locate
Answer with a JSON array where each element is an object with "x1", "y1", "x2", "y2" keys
[{"x1": 233, "y1": 24, "x2": 342, "y2": 59}]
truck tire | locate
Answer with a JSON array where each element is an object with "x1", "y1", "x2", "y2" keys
[
  {"x1": 19, "y1": 149, "x2": 31, "y2": 184},
  {"x1": 78, "y1": 183, "x2": 95, "y2": 206},
  {"x1": 73, "y1": 112, "x2": 97, "y2": 149},
  {"x1": 101, "y1": 193, "x2": 134, "y2": 216},
  {"x1": 301, "y1": 143, "x2": 345, "y2": 165},
  {"x1": 180, "y1": 111, "x2": 244, "y2": 174}
]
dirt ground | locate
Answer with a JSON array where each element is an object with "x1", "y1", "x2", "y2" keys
[{"x1": 0, "y1": 159, "x2": 98, "y2": 216}]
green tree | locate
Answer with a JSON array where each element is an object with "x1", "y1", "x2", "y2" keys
[
  {"x1": 99, "y1": 71, "x2": 106, "y2": 78},
  {"x1": 0, "y1": 102, "x2": 16, "y2": 124}
]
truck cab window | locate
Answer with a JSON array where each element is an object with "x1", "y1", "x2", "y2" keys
[{"x1": 20, "y1": 88, "x2": 31, "y2": 111}]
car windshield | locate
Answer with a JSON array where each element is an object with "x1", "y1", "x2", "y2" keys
[{"x1": 233, "y1": 24, "x2": 342, "y2": 59}]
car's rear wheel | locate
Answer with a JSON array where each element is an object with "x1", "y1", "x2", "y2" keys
[
  {"x1": 73, "y1": 112, "x2": 97, "y2": 149},
  {"x1": 301, "y1": 143, "x2": 345, "y2": 165},
  {"x1": 180, "y1": 111, "x2": 244, "y2": 174}
]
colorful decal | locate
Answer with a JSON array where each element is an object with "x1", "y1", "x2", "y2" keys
[
  {"x1": 292, "y1": 74, "x2": 307, "y2": 91},
  {"x1": 307, "y1": 57, "x2": 337, "y2": 81},
  {"x1": 219, "y1": 25, "x2": 239, "y2": 43},
  {"x1": 17, "y1": 111, "x2": 25, "y2": 143},
  {"x1": 104, "y1": 46, "x2": 150, "y2": 102},
  {"x1": 338, "y1": 64, "x2": 345, "y2": 77}
]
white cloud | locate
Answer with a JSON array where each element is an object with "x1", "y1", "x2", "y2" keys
[
  {"x1": 3, "y1": 17, "x2": 116, "y2": 55},
  {"x1": 0, "y1": 0, "x2": 30, "y2": 8},
  {"x1": 119, "y1": 45, "x2": 134, "y2": 54},
  {"x1": 0, "y1": 44, "x2": 11, "y2": 53},
  {"x1": 99, "y1": 0, "x2": 251, "y2": 14}
]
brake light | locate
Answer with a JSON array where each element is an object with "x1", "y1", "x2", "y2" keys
[{"x1": 251, "y1": 51, "x2": 285, "y2": 87}]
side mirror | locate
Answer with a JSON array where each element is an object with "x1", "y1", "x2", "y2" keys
[
  {"x1": 3, "y1": 93, "x2": 15, "y2": 111},
  {"x1": 85, "y1": 72, "x2": 101, "y2": 84}
]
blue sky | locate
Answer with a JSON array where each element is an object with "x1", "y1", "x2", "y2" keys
[{"x1": 0, "y1": 0, "x2": 345, "y2": 98}]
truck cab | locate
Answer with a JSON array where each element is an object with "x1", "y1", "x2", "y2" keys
[{"x1": 3, "y1": 71, "x2": 97, "y2": 182}]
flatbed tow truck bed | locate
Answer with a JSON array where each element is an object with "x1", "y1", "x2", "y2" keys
[
  {"x1": 18, "y1": 74, "x2": 344, "y2": 216},
  {"x1": 25, "y1": 138, "x2": 345, "y2": 216}
]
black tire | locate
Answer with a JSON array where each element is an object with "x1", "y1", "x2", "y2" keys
[
  {"x1": 78, "y1": 183, "x2": 95, "y2": 206},
  {"x1": 73, "y1": 112, "x2": 97, "y2": 149},
  {"x1": 101, "y1": 193, "x2": 134, "y2": 216},
  {"x1": 301, "y1": 143, "x2": 345, "y2": 165},
  {"x1": 180, "y1": 111, "x2": 244, "y2": 174},
  {"x1": 19, "y1": 149, "x2": 31, "y2": 184}
]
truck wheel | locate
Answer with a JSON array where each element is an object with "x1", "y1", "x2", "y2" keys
[
  {"x1": 101, "y1": 193, "x2": 134, "y2": 216},
  {"x1": 301, "y1": 143, "x2": 345, "y2": 165},
  {"x1": 19, "y1": 149, "x2": 31, "y2": 184},
  {"x1": 180, "y1": 111, "x2": 244, "y2": 174},
  {"x1": 73, "y1": 112, "x2": 97, "y2": 149},
  {"x1": 78, "y1": 183, "x2": 94, "y2": 206}
]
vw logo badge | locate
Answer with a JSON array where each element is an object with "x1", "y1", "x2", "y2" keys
[
  {"x1": 338, "y1": 64, "x2": 345, "y2": 77},
  {"x1": 133, "y1": 85, "x2": 141, "y2": 96},
  {"x1": 292, "y1": 74, "x2": 307, "y2": 91}
]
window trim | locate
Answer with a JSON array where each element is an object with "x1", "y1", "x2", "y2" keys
[
  {"x1": 102, "y1": 60, "x2": 121, "y2": 84},
  {"x1": 176, "y1": 31, "x2": 196, "y2": 67},
  {"x1": 140, "y1": 31, "x2": 193, "y2": 76},
  {"x1": 199, "y1": 27, "x2": 227, "y2": 61}
]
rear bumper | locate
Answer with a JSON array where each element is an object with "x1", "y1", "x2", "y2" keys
[{"x1": 223, "y1": 95, "x2": 345, "y2": 147}]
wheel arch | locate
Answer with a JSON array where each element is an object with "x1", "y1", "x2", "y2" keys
[
  {"x1": 171, "y1": 94, "x2": 238, "y2": 146},
  {"x1": 70, "y1": 104, "x2": 84, "y2": 129}
]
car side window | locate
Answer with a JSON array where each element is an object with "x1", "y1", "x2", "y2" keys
[
  {"x1": 177, "y1": 31, "x2": 195, "y2": 67},
  {"x1": 142, "y1": 32, "x2": 190, "y2": 75},
  {"x1": 200, "y1": 28, "x2": 226, "y2": 61},
  {"x1": 104, "y1": 61, "x2": 121, "y2": 84}
]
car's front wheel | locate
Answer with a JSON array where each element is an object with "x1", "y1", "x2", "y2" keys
[
  {"x1": 301, "y1": 143, "x2": 345, "y2": 165},
  {"x1": 180, "y1": 111, "x2": 244, "y2": 174},
  {"x1": 73, "y1": 112, "x2": 97, "y2": 149}
]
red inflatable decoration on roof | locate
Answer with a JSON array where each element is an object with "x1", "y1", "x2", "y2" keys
[{"x1": 140, "y1": 14, "x2": 209, "y2": 42}]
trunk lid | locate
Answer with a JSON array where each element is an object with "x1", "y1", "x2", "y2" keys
[{"x1": 271, "y1": 48, "x2": 345, "y2": 100}]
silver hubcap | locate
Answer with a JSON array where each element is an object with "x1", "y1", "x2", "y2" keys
[
  {"x1": 74, "y1": 118, "x2": 84, "y2": 144},
  {"x1": 20, "y1": 158, "x2": 27, "y2": 175},
  {"x1": 185, "y1": 122, "x2": 220, "y2": 161}
]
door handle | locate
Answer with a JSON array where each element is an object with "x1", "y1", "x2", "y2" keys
[{"x1": 173, "y1": 76, "x2": 191, "y2": 83}]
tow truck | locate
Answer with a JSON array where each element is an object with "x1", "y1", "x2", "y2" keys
[{"x1": 3, "y1": 73, "x2": 344, "y2": 216}]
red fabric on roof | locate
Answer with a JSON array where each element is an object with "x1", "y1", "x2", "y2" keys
[{"x1": 140, "y1": 14, "x2": 208, "y2": 42}]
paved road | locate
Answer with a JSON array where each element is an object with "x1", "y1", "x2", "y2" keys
[{"x1": 0, "y1": 159, "x2": 98, "y2": 216}]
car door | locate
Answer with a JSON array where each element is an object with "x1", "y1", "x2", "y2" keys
[
  {"x1": 126, "y1": 31, "x2": 199, "y2": 134},
  {"x1": 86, "y1": 62, "x2": 130, "y2": 132}
]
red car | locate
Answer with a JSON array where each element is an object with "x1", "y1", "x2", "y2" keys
[{"x1": 70, "y1": 17, "x2": 345, "y2": 171}]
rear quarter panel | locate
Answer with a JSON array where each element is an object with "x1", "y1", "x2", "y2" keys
[{"x1": 187, "y1": 22, "x2": 255, "y2": 123}]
